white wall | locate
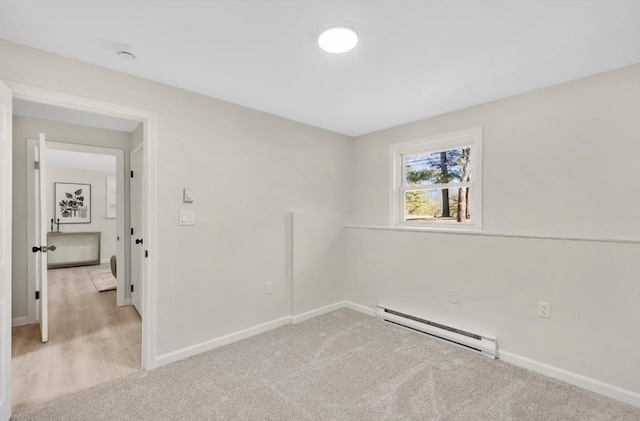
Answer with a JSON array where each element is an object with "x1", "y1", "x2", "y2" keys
[
  {"x1": 11, "y1": 115, "x2": 132, "y2": 319},
  {"x1": 131, "y1": 123, "x2": 142, "y2": 150},
  {"x1": 1, "y1": 40, "x2": 353, "y2": 356},
  {"x1": 347, "y1": 65, "x2": 640, "y2": 396},
  {"x1": 47, "y1": 166, "x2": 117, "y2": 262},
  {"x1": 291, "y1": 212, "x2": 346, "y2": 317}
]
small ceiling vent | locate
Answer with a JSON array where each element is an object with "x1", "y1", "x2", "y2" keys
[{"x1": 114, "y1": 44, "x2": 138, "y2": 61}]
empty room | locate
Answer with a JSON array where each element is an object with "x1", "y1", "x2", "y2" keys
[{"x1": 0, "y1": 1, "x2": 638, "y2": 420}]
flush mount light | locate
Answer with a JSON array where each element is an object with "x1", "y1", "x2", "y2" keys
[
  {"x1": 114, "y1": 43, "x2": 138, "y2": 61},
  {"x1": 317, "y1": 26, "x2": 358, "y2": 54}
]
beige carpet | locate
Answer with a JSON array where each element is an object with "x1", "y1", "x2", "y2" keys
[
  {"x1": 88, "y1": 267, "x2": 116, "y2": 292},
  {"x1": 11, "y1": 309, "x2": 640, "y2": 420}
]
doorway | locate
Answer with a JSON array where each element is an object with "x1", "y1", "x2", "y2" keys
[
  {"x1": 13, "y1": 109, "x2": 142, "y2": 410},
  {"x1": 0, "y1": 80, "x2": 157, "y2": 417}
]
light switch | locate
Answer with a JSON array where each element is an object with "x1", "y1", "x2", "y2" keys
[
  {"x1": 179, "y1": 210, "x2": 195, "y2": 226},
  {"x1": 183, "y1": 188, "x2": 194, "y2": 203}
]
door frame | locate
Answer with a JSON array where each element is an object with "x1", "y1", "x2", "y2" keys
[
  {"x1": 26, "y1": 140, "x2": 127, "y2": 318},
  {"x1": 129, "y1": 143, "x2": 143, "y2": 316},
  {"x1": 5, "y1": 80, "x2": 158, "y2": 370}
]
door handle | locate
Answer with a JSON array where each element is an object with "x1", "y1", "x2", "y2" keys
[
  {"x1": 135, "y1": 238, "x2": 143, "y2": 245},
  {"x1": 32, "y1": 245, "x2": 55, "y2": 253}
]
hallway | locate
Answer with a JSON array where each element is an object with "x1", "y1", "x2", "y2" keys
[{"x1": 11, "y1": 265, "x2": 141, "y2": 411}]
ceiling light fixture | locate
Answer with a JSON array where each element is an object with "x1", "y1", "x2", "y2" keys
[
  {"x1": 317, "y1": 26, "x2": 358, "y2": 54},
  {"x1": 114, "y1": 43, "x2": 138, "y2": 61}
]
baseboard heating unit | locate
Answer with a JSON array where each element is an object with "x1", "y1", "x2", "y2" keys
[{"x1": 375, "y1": 306, "x2": 498, "y2": 359}]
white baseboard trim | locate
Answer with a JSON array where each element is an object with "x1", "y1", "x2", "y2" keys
[
  {"x1": 117, "y1": 298, "x2": 131, "y2": 307},
  {"x1": 151, "y1": 301, "x2": 638, "y2": 408},
  {"x1": 155, "y1": 301, "x2": 378, "y2": 369},
  {"x1": 154, "y1": 315, "x2": 292, "y2": 368},
  {"x1": 499, "y1": 350, "x2": 640, "y2": 407},
  {"x1": 343, "y1": 300, "x2": 376, "y2": 317},
  {"x1": 12, "y1": 316, "x2": 28, "y2": 327},
  {"x1": 292, "y1": 301, "x2": 345, "y2": 324}
]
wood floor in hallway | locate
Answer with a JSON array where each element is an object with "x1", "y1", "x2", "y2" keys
[{"x1": 11, "y1": 265, "x2": 141, "y2": 411}]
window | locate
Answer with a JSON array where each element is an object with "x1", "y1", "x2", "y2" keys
[{"x1": 389, "y1": 127, "x2": 482, "y2": 229}]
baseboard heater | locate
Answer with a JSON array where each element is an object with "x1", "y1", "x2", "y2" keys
[{"x1": 375, "y1": 306, "x2": 498, "y2": 359}]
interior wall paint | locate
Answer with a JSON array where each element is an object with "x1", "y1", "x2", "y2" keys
[
  {"x1": 0, "y1": 40, "x2": 353, "y2": 355},
  {"x1": 47, "y1": 166, "x2": 117, "y2": 261},
  {"x1": 291, "y1": 212, "x2": 346, "y2": 317},
  {"x1": 347, "y1": 65, "x2": 640, "y2": 395},
  {"x1": 345, "y1": 229, "x2": 640, "y2": 394},
  {"x1": 131, "y1": 123, "x2": 143, "y2": 150},
  {"x1": 354, "y1": 64, "x2": 640, "y2": 239},
  {"x1": 11, "y1": 115, "x2": 132, "y2": 319}
]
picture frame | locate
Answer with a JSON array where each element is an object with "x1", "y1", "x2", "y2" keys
[
  {"x1": 105, "y1": 176, "x2": 116, "y2": 219},
  {"x1": 55, "y1": 182, "x2": 91, "y2": 224}
]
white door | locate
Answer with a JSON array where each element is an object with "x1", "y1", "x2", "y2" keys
[
  {"x1": 0, "y1": 81, "x2": 14, "y2": 421},
  {"x1": 35, "y1": 134, "x2": 48, "y2": 342},
  {"x1": 130, "y1": 147, "x2": 143, "y2": 316}
]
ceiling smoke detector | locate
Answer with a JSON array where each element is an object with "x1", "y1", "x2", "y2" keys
[
  {"x1": 114, "y1": 44, "x2": 137, "y2": 61},
  {"x1": 317, "y1": 26, "x2": 359, "y2": 54}
]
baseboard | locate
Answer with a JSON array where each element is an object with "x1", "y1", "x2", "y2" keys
[
  {"x1": 117, "y1": 298, "x2": 131, "y2": 307},
  {"x1": 12, "y1": 316, "x2": 28, "y2": 327},
  {"x1": 343, "y1": 300, "x2": 377, "y2": 317},
  {"x1": 152, "y1": 301, "x2": 637, "y2": 408},
  {"x1": 499, "y1": 350, "x2": 640, "y2": 407},
  {"x1": 154, "y1": 315, "x2": 292, "y2": 368},
  {"x1": 155, "y1": 301, "x2": 377, "y2": 369},
  {"x1": 291, "y1": 301, "x2": 345, "y2": 324}
]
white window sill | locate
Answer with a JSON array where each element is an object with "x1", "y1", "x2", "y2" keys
[{"x1": 344, "y1": 224, "x2": 640, "y2": 245}]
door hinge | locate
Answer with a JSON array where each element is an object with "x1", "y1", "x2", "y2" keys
[
  {"x1": 35, "y1": 291, "x2": 40, "y2": 300},
  {"x1": 34, "y1": 161, "x2": 40, "y2": 170},
  {"x1": 145, "y1": 250, "x2": 148, "y2": 258},
  {"x1": 131, "y1": 284, "x2": 134, "y2": 292},
  {"x1": 130, "y1": 170, "x2": 134, "y2": 178}
]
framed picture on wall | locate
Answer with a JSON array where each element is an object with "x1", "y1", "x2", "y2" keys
[
  {"x1": 55, "y1": 182, "x2": 91, "y2": 224},
  {"x1": 105, "y1": 176, "x2": 116, "y2": 219}
]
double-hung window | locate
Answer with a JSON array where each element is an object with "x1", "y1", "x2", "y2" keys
[{"x1": 390, "y1": 127, "x2": 482, "y2": 229}]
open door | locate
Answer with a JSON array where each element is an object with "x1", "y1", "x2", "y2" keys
[
  {"x1": 130, "y1": 146, "x2": 143, "y2": 316},
  {"x1": 0, "y1": 81, "x2": 14, "y2": 421},
  {"x1": 33, "y1": 134, "x2": 48, "y2": 342}
]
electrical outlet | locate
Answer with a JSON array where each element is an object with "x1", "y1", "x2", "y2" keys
[
  {"x1": 448, "y1": 289, "x2": 459, "y2": 304},
  {"x1": 538, "y1": 301, "x2": 551, "y2": 319},
  {"x1": 265, "y1": 282, "x2": 273, "y2": 295}
]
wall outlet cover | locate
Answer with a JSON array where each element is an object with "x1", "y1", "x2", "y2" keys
[{"x1": 538, "y1": 301, "x2": 551, "y2": 319}]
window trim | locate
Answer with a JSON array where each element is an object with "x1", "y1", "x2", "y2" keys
[{"x1": 389, "y1": 127, "x2": 483, "y2": 230}]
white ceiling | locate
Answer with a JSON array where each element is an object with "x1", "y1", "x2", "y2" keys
[
  {"x1": 1, "y1": 1, "x2": 638, "y2": 136},
  {"x1": 14, "y1": 99, "x2": 140, "y2": 133},
  {"x1": 47, "y1": 149, "x2": 116, "y2": 172}
]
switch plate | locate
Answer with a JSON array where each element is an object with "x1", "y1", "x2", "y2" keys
[
  {"x1": 183, "y1": 188, "x2": 194, "y2": 203},
  {"x1": 538, "y1": 301, "x2": 551, "y2": 319},
  {"x1": 448, "y1": 289, "x2": 458, "y2": 304},
  {"x1": 265, "y1": 282, "x2": 273, "y2": 295},
  {"x1": 179, "y1": 210, "x2": 195, "y2": 226}
]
